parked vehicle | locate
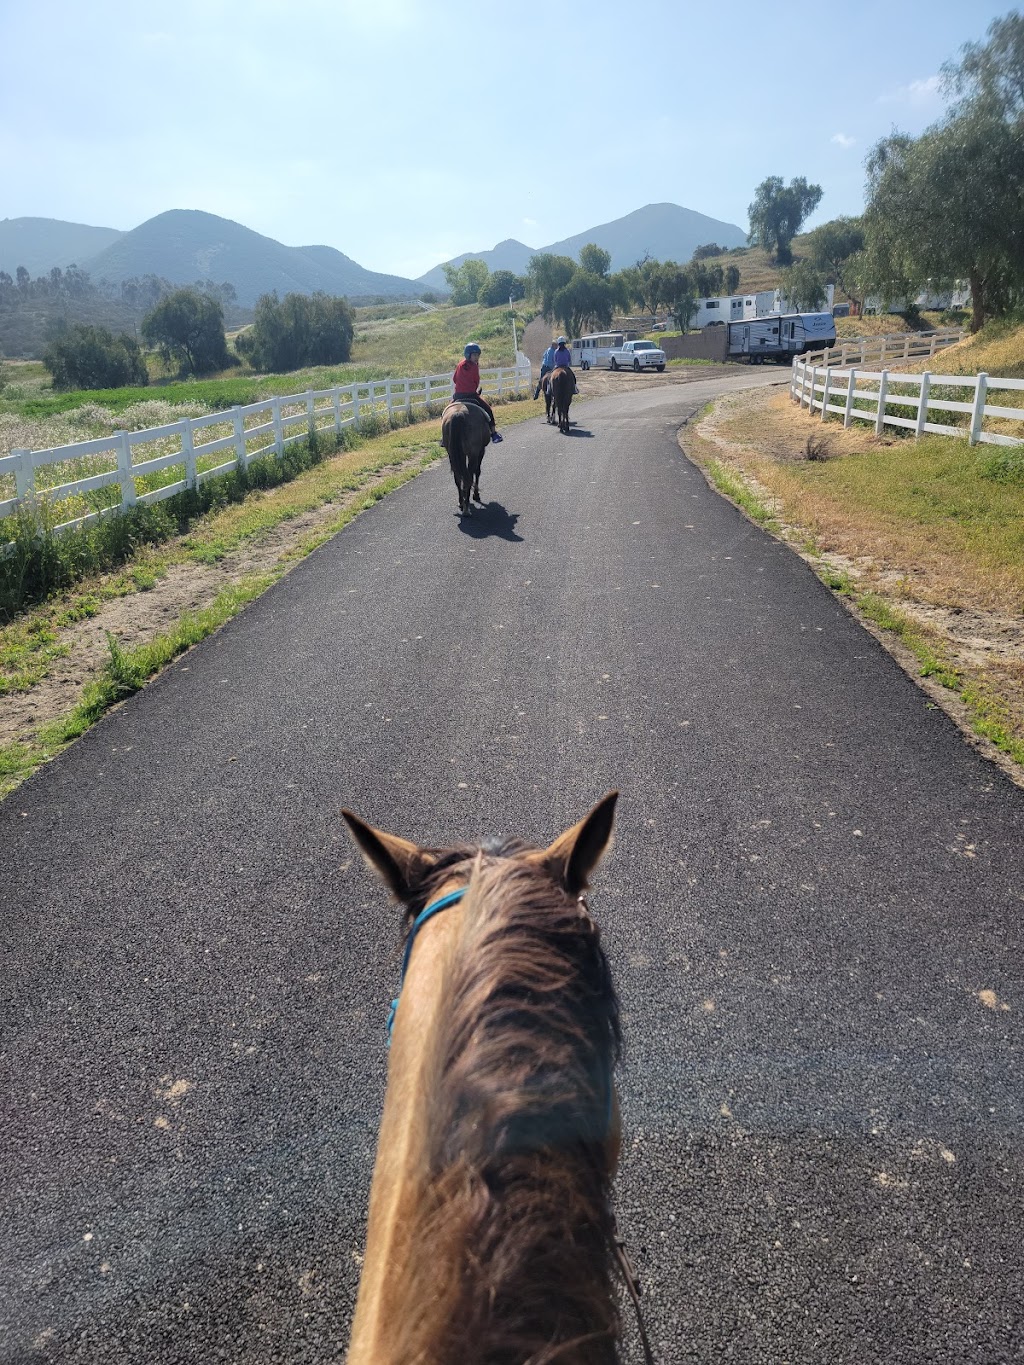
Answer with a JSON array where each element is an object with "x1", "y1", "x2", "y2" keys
[
  {"x1": 608, "y1": 339, "x2": 667, "y2": 372},
  {"x1": 570, "y1": 332, "x2": 624, "y2": 370},
  {"x1": 726, "y1": 311, "x2": 836, "y2": 363}
]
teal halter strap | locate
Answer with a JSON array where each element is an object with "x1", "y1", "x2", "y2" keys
[{"x1": 386, "y1": 886, "x2": 467, "y2": 1044}]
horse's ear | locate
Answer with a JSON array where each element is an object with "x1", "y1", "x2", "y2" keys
[
  {"x1": 342, "y1": 810, "x2": 435, "y2": 902},
  {"x1": 536, "y1": 791, "x2": 618, "y2": 897}
]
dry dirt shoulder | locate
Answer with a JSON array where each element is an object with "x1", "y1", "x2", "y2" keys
[{"x1": 682, "y1": 385, "x2": 1024, "y2": 789}]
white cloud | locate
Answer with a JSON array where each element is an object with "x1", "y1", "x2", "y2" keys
[
  {"x1": 831, "y1": 132, "x2": 856, "y2": 149},
  {"x1": 878, "y1": 74, "x2": 942, "y2": 106}
]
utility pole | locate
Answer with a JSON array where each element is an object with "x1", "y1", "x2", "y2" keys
[{"x1": 509, "y1": 294, "x2": 519, "y2": 356}]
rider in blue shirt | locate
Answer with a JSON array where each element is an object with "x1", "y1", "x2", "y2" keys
[{"x1": 534, "y1": 340, "x2": 558, "y2": 400}]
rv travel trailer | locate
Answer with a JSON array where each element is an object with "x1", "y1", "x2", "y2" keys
[{"x1": 727, "y1": 312, "x2": 836, "y2": 363}]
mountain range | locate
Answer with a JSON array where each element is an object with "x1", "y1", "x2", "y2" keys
[
  {"x1": 0, "y1": 202, "x2": 748, "y2": 309},
  {"x1": 414, "y1": 203, "x2": 748, "y2": 291}
]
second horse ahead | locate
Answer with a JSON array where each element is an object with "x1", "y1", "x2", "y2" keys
[{"x1": 544, "y1": 366, "x2": 575, "y2": 434}]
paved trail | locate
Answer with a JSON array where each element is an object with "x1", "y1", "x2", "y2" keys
[{"x1": 2, "y1": 372, "x2": 1021, "y2": 1363}]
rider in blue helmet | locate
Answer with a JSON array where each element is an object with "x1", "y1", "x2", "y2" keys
[{"x1": 451, "y1": 342, "x2": 503, "y2": 442}]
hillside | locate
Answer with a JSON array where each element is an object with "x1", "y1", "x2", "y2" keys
[
  {"x1": 80, "y1": 210, "x2": 422, "y2": 307},
  {"x1": 0, "y1": 217, "x2": 124, "y2": 277},
  {"x1": 417, "y1": 202, "x2": 747, "y2": 292}
]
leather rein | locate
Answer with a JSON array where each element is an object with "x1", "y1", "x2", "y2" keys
[{"x1": 387, "y1": 886, "x2": 656, "y2": 1363}]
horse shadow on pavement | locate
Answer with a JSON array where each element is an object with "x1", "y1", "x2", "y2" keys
[{"x1": 457, "y1": 501, "x2": 523, "y2": 542}]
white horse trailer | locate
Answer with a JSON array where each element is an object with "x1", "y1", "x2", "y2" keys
[
  {"x1": 727, "y1": 312, "x2": 836, "y2": 363},
  {"x1": 570, "y1": 332, "x2": 625, "y2": 370}
]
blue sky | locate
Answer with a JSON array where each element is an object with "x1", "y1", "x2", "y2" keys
[{"x1": 1, "y1": 1, "x2": 1014, "y2": 279}]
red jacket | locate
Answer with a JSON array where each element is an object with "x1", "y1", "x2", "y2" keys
[{"x1": 453, "y1": 358, "x2": 480, "y2": 394}]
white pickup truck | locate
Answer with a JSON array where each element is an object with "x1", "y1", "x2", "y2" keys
[{"x1": 608, "y1": 339, "x2": 667, "y2": 372}]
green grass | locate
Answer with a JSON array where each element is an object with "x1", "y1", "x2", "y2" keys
[
  {"x1": 789, "y1": 435, "x2": 1024, "y2": 578},
  {"x1": 704, "y1": 460, "x2": 778, "y2": 528}
]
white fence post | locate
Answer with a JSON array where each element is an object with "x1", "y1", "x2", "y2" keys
[
  {"x1": 305, "y1": 392, "x2": 315, "y2": 440},
  {"x1": 232, "y1": 407, "x2": 247, "y2": 472},
  {"x1": 115, "y1": 431, "x2": 137, "y2": 508},
  {"x1": 272, "y1": 396, "x2": 285, "y2": 454},
  {"x1": 385, "y1": 378, "x2": 393, "y2": 422},
  {"x1": 820, "y1": 367, "x2": 832, "y2": 421},
  {"x1": 12, "y1": 449, "x2": 33, "y2": 502},
  {"x1": 181, "y1": 419, "x2": 197, "y2": 488},
  {"x1": 333, "y1": 388, "x2": 343, "y2": 434},
  {"x1": 810, "y1": 366, "x2": 819, "y2": 414},
  {"x1": 352, "y1": 386, "x2": 361, "y2": 428},
  {"x1": 915, "y1": 373, "x2": 931, "y2": 439},
  {"x1": 969, "y1": 374, "x2": 989, "y2": 446},
  {"x1": 843, "y1": 369, "x2": 857, "y2": 428},
  {"x1": 875, "y1": 371, "x2": 889, "y2": 436}
]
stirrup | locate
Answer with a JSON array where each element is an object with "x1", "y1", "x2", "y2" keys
[{"x1": 490, "y1": 430, "x2": 503, "y2": 443}]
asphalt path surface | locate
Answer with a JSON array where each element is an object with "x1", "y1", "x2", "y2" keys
[{"x1": 2, "y1": 370, "x2": 1022, "y2": 1364}]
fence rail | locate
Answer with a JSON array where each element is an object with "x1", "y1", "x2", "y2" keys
[
  {"x1": 0, "y1": 362, "x2": 531, "y2": 538},
  {"x1": 802, "y1": 327, "x2": 964, "y2": 369},
  {"x1": 790, "y1": 359, "x2": 1024, "y2": 447}
]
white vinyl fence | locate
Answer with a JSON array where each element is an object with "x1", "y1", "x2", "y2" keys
[
  {"x1": 791, "y1": 359, "x2": 1024, "y2": 447},
  {"x1": 802, "y1": 327, "x2": 964, "y2": 368},
  {"x1": 0, "y1": 361, "x2": 531, "y2": 539}
]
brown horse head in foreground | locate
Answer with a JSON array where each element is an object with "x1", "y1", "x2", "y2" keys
[
  {"x1": 441, "y1": 400, "x2": 491, "y2": 515},
  {"x1": 342, "y1": 793, "x2": 623, "y2": 1365},
  {"x1": 548, "y1": 366, "x2": 574, "y2": 434}
]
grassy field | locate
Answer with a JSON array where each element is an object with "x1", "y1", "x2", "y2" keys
[{"x1": 0, "y1": 300, "x2": 526, "y2": 459}]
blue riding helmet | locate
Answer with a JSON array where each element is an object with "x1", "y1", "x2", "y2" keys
[{"x1": 464, "y1": 342, "x2": 482, "y2": 359}]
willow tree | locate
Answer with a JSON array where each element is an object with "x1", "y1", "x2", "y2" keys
[{"x1": 864, "y1": 13, "x2": 1024, "y2": 332}]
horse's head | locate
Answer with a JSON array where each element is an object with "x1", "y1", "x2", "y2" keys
[
  {"x1": 342, "y1": 790, "x2": 618, "y2": 911},
  {"x1": 342, "y1": 794, "x2": 624, "y2": 1364}
]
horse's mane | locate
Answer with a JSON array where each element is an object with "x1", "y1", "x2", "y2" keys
[{"x1": 395, "y1": 846, "x2": 623, "y2": 1365}]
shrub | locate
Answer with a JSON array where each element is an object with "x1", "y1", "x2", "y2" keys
[
  {"x1": 42, "y1": 325, "x2": 149, "y2": 391},
  {"x1": 142, "y1": 288, "x2": 230, "y2": 377},
  {"x1": 238, "y1": 291, "x2": 355, "y2": 372}
]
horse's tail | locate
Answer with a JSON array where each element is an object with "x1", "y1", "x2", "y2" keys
[{"x1": 447, "y1": 410, "x2": 468, "y2": 483}]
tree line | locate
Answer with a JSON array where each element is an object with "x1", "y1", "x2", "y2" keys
[{"x1": 37, "y1": 287, "x2": 357, "y2": 391}]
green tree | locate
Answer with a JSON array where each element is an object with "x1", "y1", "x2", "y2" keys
[
  {"x1": 479, "y1": 269, "x2": 526, "y2": 307},
  {"x1": 660, "y1": 265, "x2": 698, "y2": 332},
  {"x1": 864, "y1": 43, "x2": 1024, "y2": 334},
  {"x1": 442, "y1": 258, "x2": 489, "y2": 306},
  {"x1": 943, "y1": 9, "x2": 1024, "y2": 120},
  {"x1": 724, "y1": 264, "x2": 741, "y2": 295},
  {"x1": 804, "y1": 216, "x2": 867, "y2": 311},
  {"x1": 692, "y1": 242, "x2": 725, "y2": 260},
  {"x1": 552, "y1": 272, "x2": 616, "y2": 339},
  {"x1": 578, "y1": 243, "x2": 612, "y2": 277},
  {"x1": 781, "y1": 261, "x2": 828, "y2": 312},
  {"x1": 142, "y1": 288, "x2": 229, "y2": 376},
  {"x1": 691, "y1": 261, "x2": 725, "y2": 298},
  {"x1": 527, "y1": 253, "x2": 576, "y2": 316},
  {"x1": 747, "y1": 175, "x2": 823, "y2": 264},
  {"x1": 42, "y1": 324, "x2": 149, "y2": 391},
  {"x1": 236, "y1": 291, "x2": 354, "y2": 372}
]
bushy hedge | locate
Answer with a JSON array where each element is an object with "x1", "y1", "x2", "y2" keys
[
  {"x1": 236, "y1": 291, "x2": 354, "y2": 372},
  {"x1": 42, "y1": 325, "x2": 149, "y2": 391}
]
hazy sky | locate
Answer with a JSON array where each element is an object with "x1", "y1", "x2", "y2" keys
[{"x1": 1, "y1": 1, "x2": 1014, "y2": 279}]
